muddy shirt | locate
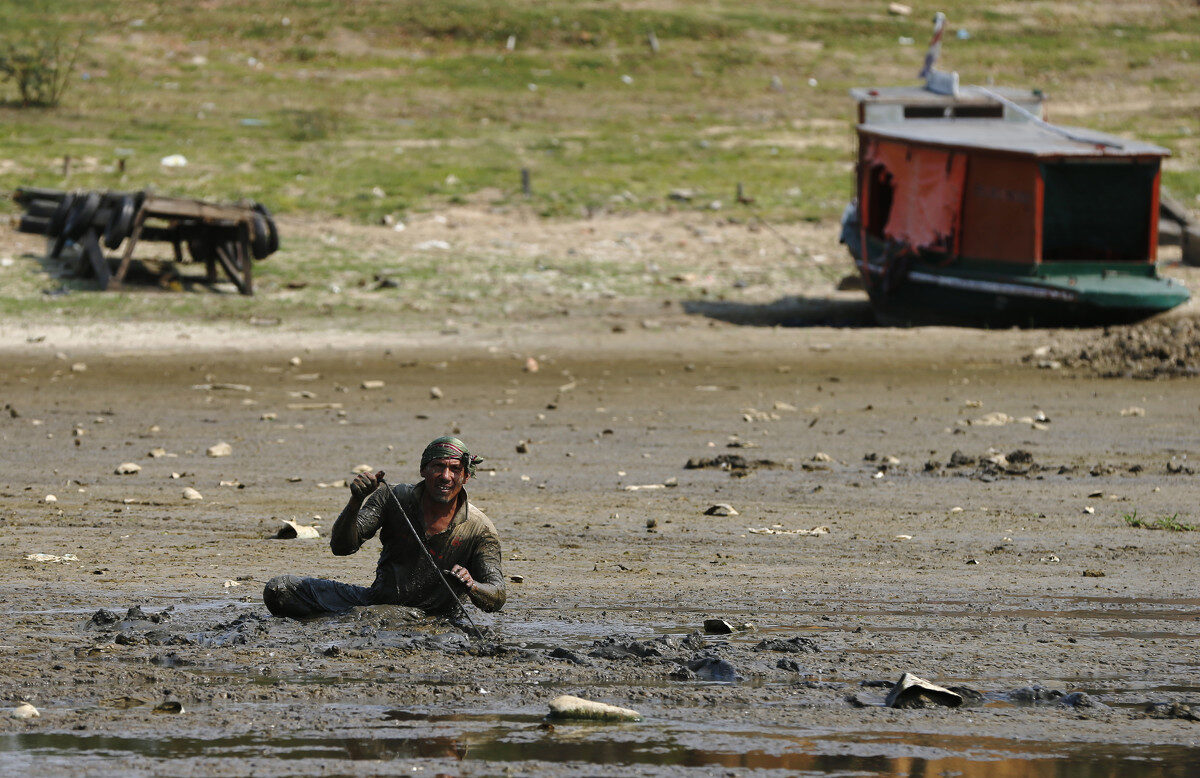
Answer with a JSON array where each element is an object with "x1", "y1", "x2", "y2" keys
[{"x1": 330, "y1": 482, "x2": 506, "y2": 614}]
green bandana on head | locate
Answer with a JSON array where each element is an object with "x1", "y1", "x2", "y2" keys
[{"x1": 421, "y1": 435, "x2": 482, "y2": 477}]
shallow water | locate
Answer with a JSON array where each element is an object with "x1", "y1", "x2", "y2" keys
[{"x1": 3, "y1": 720, "x2": 1197, "y2": 776}]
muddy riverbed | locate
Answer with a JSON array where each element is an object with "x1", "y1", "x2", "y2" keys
[{"x1": 1, "y1": 316, "x2": 1199, "y2": 776}]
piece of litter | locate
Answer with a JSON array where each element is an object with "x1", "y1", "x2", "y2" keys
[
  {"x1": 25, "y1": 553, "x2": 79, "y2": 563},
  {"x1": 747, "y1": 526, "x2": 829, "y2": 536},
  {"x1": 10, "y1": 703, "x2": 39, "y2": 719},
  {"x1": 548, "y1": 695, "x2": 641, "y2": 722},
  {"x1": 624, "y1": 484, "x2": 665, "y2": 491},
  {"x1": 275, "y1": 519, "x2": 319, "y2": 540}
]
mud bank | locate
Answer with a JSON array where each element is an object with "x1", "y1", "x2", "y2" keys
[{"x1": 1, "y1": 321, "x2": 1198, "y2": 775}]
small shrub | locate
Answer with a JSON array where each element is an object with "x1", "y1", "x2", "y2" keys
[
  {"x1": 0, "y1": 31, "x2": 85, "y2": 107},
  {"x1": 1123, "y1": 511, "x2": 1196, "y2": 532}
]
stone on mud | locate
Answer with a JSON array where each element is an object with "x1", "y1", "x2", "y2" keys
[
  {"x1": 206, "y1": 442, "x2": 232, "y2": 458},
  {"x1": 754, "y1": 636, "x2": 820, "y2": 654},
  {"x1": 885, "y1": 673, "x2": 963, "y2": 709},
  {"x1": 704, "y1": 504, "x2": 738, "y2": 517},
  {"x1": 115, "y1": 462, "x2": 141, "y2": 475},
  {"x1": 275, "y1": 519, "x2": 319, "y2": 539},
  {"x1": 547, "y1": 695, "x2": 641, "y2": 722},
  {"x1": 548, "y1": 647, "x2": 590, "y2": 665},
  {"x1": 1143, "y1": 702, "x2": 1200, "y2": 722},
  {"x1": 687, "y1": 656, "x2": 741, "y2": 682},
  {"x1": 704, "y1": 618, "x2": 735, "y2": 634},
  {"x1": 10, "y1": 703, "x2": 39, "y2": 719},
  {"x1": 182, "y1": 487, "x2": 203, "y2": 500}
]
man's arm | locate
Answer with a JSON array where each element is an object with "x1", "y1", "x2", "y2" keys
[
  {"x1": 449, "y1": 534, "x2": 506, "y2": 612},
  {"x1": 330, "y1": 472, "x2": 385, "y2": 556}
]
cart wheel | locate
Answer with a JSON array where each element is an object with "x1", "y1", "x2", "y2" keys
[
  {"x1": 48, "y1": 192, "x2": 78, "y2": 236},
  {"x1": 252, "y1": 202, "x2": 279, "y2": 257},
  {"x1": 103, "y1": 196, "x2": 136, "y2": 250},
  {"x1": 63, "y1": 191, "x2": 102, "y2": 240}
]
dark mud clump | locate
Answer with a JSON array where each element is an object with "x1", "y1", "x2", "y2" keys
[
  {"x1": 685, "y1": 454, "x2": 789, "y2": 476},
  {"x1": 1142, "y1": 702, "x2": 1200, "y2": 722},
  {"x1": 1027, "y1": 318, "x2": 1200, "y2": 379},
  {"x1": 753, "y1": 636, "x2": 820, "y2": 654}
]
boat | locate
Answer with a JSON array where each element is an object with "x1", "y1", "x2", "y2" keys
[{"x1": 839, "y1": 14, "x2": 1189, "y2": 327}]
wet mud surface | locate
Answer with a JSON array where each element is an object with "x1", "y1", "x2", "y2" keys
[{"x1": 2, "y1": 322, "x2": 1199, "y2": 775}]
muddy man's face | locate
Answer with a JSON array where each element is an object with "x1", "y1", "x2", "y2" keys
[{"x1": 421, "y1": 457, "x2": 469, "y2": 504}]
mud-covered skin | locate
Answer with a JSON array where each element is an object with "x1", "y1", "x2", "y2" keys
[{"x1": 331, "y1": 481, "x2": 505, "y2": 614}]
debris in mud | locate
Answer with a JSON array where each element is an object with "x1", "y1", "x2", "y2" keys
[
  {"x1": 884, "y1": 673, "x2": 963, "y2": 709},
  {"x1": 182, "y1": 487, "x2": 203, "y2": 500},
  {"x1": 103, "y1": 696, "x2": 146, "y2": 709},
  {"x1": 685, "y1": 454, "x2": 788, "y2": 475},
  {"x1": 1000, "y1": 686, "x2": 1106, "y2": 709},
  {"x1": 274, "y1": 519, "x2": 319, "y2": 539},
  {"x1": 153, "y1": 700, "x2": 185, "y2": 714},
  {"x1": 548, "y1": 647, "x2": 590, "y2": 665},
  {"x1": 547, "y1": 694, "x2": 641, "y2": 722},
  {"x1": 115, "y1": 462, "x2": 141, "y2": 475},
  {"x1": 932, "y1": 449, "x2": 1044, "y2": 479},
  {"x1": 206, "y1": 442, "x2": 232, "y2": 457},
  {"x1": 754, "y1": 636, "x2": 820, "y2": 654},
  {"x1": 747, "y1": 525, "x2": 829, "y2": 536},
  {"x1": 687, "y1": 656, "x2": 741, "y2": 682},
  {"x1": 704, "y1": 504, "x2": 738, "y2": 517},
  {"x1": 10, "y1": 703, "x2": 39, "y2": 719},
  {"x1": 1142, "y1": 702, "x2": 1200, "y2": 722},
  {"x1": 1025, "y1": 319, "x2": 1200, "y2": 379},
  {"x1": 25, "y1": 552, "x2": 79, "y2": 563}
]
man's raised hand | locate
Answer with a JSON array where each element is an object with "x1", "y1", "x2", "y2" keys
[{"x1": 350, "y1": 471, "x2": 379, "y2": 500}]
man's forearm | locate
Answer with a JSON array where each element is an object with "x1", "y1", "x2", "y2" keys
[
  {"x1": 329, "y1": 496, "x2": 364, "y2": 555},
  {"x1": 466, "y1": 582, "x2": 505, "y2": 613}
]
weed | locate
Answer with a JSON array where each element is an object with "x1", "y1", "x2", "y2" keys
[{"x1": 1123, "y1": 511, "x2": 1196, "y2": 532}]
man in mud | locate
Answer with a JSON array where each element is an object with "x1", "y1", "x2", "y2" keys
[{"x1": 263, "y1": 436, "x2": 506, "y2": 619}]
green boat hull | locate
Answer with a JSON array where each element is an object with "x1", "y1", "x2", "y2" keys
[{"x1": 851, "y1": 235, "x2": 1190, "y2": 328}]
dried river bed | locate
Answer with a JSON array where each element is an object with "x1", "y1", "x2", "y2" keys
[{"x1": 0, "y1": 322, "x2": 1198, "y2": 776}]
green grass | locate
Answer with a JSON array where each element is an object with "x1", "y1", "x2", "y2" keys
[
  {"x1": 0, "y1": 0, "x2": 1195, "y2": 225},
  {"x1": 1123, "y1": 511, "x2": 1197, "y2": 532}
]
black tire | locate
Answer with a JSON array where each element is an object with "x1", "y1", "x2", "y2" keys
[
  {"x1": 13, "y1": 186, "x2": 65, "y2": 206},
  {"x1": 103, "y1": 196, "x2": 135, "y2": 250},
  {"x1": 24, "y1": 198, "x2": 61, "y2": 218},
  {"x1": 252, "y1": 202, "x2": 279, "y2": 257},
  {"x1": 48, "y1": 192, "x2": 77, "y2": 236},
  {"x1": 63, "y1": 191, "x2": 101, "y2": 240},
  {"x1": 249, "y1": 213, "x2": 271, "y2": 259},
  {"x1": 17, "y1": 215, "x2": 51, "y2": 235}
]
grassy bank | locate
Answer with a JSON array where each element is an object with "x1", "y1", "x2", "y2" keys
[{"x1": 2, "y1": 0, "x2": 1197, "y2": 224}]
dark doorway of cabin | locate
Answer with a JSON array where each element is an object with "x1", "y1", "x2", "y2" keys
[{"x1": 1041, "y1": 160, "x2": 1157, "y2": 261}]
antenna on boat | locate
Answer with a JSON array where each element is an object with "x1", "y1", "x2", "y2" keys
[
  {"x1": 920, "y1": 12, "x2": 960, "y2": 97},
  {"x1": 968, "y1": 84, "x2": 1125, "y2": 149}
]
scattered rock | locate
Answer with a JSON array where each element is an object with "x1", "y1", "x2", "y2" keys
[
  {"x1": 206, "y1": 442, "x2": 232, "y2": 458},
  {"x1": 430, "y1": 386, "x2": 444, "y2": 399},
  {"x1": 548, "y1": 647, "x2": 590, "y2": 665},
  {"x1": 361, "y1": 380, "x2": 385, "y2": 390},
  {"x1": 10, "y1": 703, "x2": 39, "y2": 719},
  {"x1": 1008, "y1": 685, "x2": 1065, "y2": 703},
  {"x1": 181, "y1": 487, "x2": 203, "y2": 501},
  {"x1": 115, "y1": 462, "x2": 141, "y2": 475},
  {"x1": 703, "y1": 618, "x2": 735, "y2": 634},
  {"x1": 754, "y1": 636, "x2": 820, "y2": 654},
  {"x1": 42, "y1": 495, "x2": 57, "y2": 503},
  {"x1": 704, "y1": 503, "x2": 738, "y2": 517},
  {"x1": 547, "y1": 695, "x2": 641, "y2": 722},
  {"x1": 524, "y1": 357, "x2": 539, "y2": 373},
  {"x1": 687, "y1": 656, "x2": 741, "y2": 682},
  {"x1": 275, "y1": 519, "x2": 319, "y2": 540},
  {"x1": 1143, "y1": 702, "x2": 1200, "y2": 721},
  {"x1": 948, "y1": 450, "x2": 975, "y2": 467},
  {"x1": 885, "y1": 673, "x2": 963, "y2": 708},
  {"x1": 153, "y1": 701, "x2": 184, "y2": 714}
]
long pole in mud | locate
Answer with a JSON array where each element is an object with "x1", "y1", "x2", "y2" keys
[{"x1": 376, "y1": 474, "x2": 481, "y2": 638}]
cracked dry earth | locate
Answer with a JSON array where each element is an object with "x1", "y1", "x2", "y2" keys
[{"x1": 0, "y1": 320, "x2": 1198, "y2": 776}]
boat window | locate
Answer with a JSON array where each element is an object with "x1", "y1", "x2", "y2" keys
[
  {"x1": 902, "y1": 105, "x2": 1003, "y2": 119},
  {"x1": 1041, "y1": 160, "x2": 1157, "y2": 261}
]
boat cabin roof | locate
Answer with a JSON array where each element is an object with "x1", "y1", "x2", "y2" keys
[{"x1": 859, "y1": 119, "x2": 1169, "y2": 159}]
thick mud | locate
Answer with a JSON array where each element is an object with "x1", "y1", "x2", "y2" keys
[{"x1": 1, "y1": 321, "x2": 1199, "y2": 776}]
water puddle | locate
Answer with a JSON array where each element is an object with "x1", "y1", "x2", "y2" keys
[{"x1": 2, "y1": 723, "x2": 1197, "y2": 776}]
